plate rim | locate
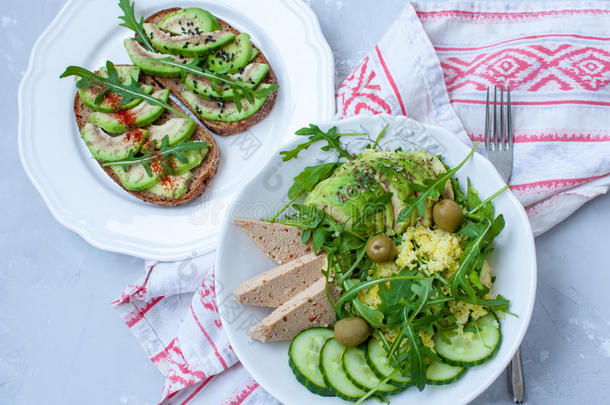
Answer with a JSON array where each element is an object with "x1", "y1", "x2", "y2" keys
[
  {"x1": 17, "y1": 0, "x2": 336, "y2": 261},
  {"x1": 216, "y1": 113, "x2": 537, "y2": 404}
]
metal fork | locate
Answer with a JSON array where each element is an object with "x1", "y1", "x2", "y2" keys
[
  {"x1": 484, "y1": 85, "x2": 523, "y2": 403},
  {"x1": 484, "y1": 85, "x2": 514, "y2": 182}
]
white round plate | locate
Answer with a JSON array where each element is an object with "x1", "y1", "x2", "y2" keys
[
  {"x1": 18, "y1": 0, "x2": 334, "y2": 261},
  {"x1": 217, "y1": 114, "x2": 536, "y2": 404}
]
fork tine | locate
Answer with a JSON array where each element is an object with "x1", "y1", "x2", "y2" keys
[
  {"x1": 491, "y1": 86, "x2": 498, "y2": 150},
  {"x1": 485, "y1": 88, "x2": 490, "y2": 150},
  {"x1": 507, "y1": 86, "x2": 513, "y2": 149},
  {"x1": 500, "y1": 85, "x2": 505, "y2": 150}
]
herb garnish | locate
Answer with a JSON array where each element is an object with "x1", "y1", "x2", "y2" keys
[
  {"x1": 103, "y1": 135, "x2": 208, "y2": 176},
  {"x1": 118, "y1": 0, "x2": 155, "y2": 52},
  {"x1": 60, "y1": 61, "x2": 191, "y2": 121},
  {"x1": 153, "y1": 58, "x2": 278, "y2": 112},
  {"x1": 280, "y1": 124, "x2": 364, "y2": 162}
]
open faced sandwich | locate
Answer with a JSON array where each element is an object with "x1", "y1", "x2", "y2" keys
[
  {"x1": 233, "y1": 124, "x2": 510, "y2": 401},
  {"x1": 60, "y1": 1, "x2": 278, "y2": 206}
]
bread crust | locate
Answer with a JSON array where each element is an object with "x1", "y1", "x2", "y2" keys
[
  {"x1": 73, "y1": 67, "x2": 220, "y2": 206},
  {"x1": 144, "y1": 8, "x2": 278, "y2": 136}
]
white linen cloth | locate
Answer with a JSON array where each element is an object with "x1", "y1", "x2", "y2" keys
[{"x1": 113, "y1": 2, "x2": 610, "y2": 403}]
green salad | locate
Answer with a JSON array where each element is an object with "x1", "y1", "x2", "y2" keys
[{"x1": 270, "y1": 124, "x2": 510, "y2": 403}]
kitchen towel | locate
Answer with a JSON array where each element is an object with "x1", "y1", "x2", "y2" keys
[{"x1": 114, "y1": 2, "x2": 610, "y2": 403}]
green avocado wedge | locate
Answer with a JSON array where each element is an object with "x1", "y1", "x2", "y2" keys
[
  {"x1": 124, "y1": 38, "x2": 193, "y2": 78},
  {"x1": 146, "y1": 171, "x2": 194, "y2": 199},
  {"x1": 80, "y1": 123, "x2": 148, "y2": 162},
  {"x1": 181, "y1": 83, "x2": 272, "y2": 122},
  {"x1": 144, "y1": 22, "x2": 234, "y2": 58},
  {"x1": 78, "y1": 65, "x2": 152, "y2": 113},
  {"x1": 157, "y1": 8, "x2": 221, "y2": 35},
  {"x1": 141, "y1": 118, "x2": 197, "y2": 153},
  {"x1": 206, "y1": 33, "x2": 252, "y2": 74},
  {"x1": 110, "y1": 163, "x2": 160, "y2": 191},
  {"x1": 183, "y1": 63, "x2": 269, "y2": 101},
  {"x1": 170, "y1": 148, "x2": 208, "y2": 175},
  {"x1": 88, "y1": 89, "x2": 169, "y2": 134}
]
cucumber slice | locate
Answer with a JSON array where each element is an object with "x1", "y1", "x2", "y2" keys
[
  {"x1": 426, "y1": 361, "x2": 466, "y2": 385},
  {"x1": 343, "y1": 347, "x2": 398, "y2": 393},
  {"x1": 288, "y1": 328, "x2": 335, "y2": 397},
  {"x1": 366, "y1": 338, "x2": 411, "y2": 388},
  {"x1": 320, "y1": 338, "x2": 365, "y2": 401},
  {"x1": 434, "y1": 313, "x2": 501, "y2": 367}
]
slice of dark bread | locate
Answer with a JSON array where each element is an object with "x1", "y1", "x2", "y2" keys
[
  {"x1": 144, "y1": 8, "x2": 278, "y2": 136},
  {"x1": 73, "y1": 68, "x2": 220, "y2": 206}
]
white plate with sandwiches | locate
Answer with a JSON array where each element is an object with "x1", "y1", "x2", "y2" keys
[
  {"x1": 216, "y1": 114, "x2": 536, "y2": 404},
  {"x1": 18, "y1": 0, "x2": 334, "y2": 260}
]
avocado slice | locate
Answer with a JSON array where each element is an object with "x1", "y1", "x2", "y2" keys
[
  {"x1": 146, "y1": 171, "x2": 194, "y2": 199},
  {"x1": 157, "y1": 8, "x2": 221, "y2": 35},
  {"x1": 206, "y1": 33, "x2": 252, "y2": 74},
  {"x1": 249, "y1": 48, "x2": 259, "y2": 62},
  {"x1": 124, "y1": 39, "x2": 194, "y2": 78},
  {"x1": 183, "y1": 63, "x2": 269, "y2": 100},
  {"x1": 304, "y1": 150, "x2": 444, "y2": 234},
  {"x1": 110, "y1": 164, "x2": 160, "y2": 191},
  {"x1": 140, "y1": 118, "x2": 197, "y2": 154},
  {"x1": 170, "y1": 148, "x2": 208, "y2": 175},
  {"x1": 78, "y1": 66, "x2": 153, "y2": 112},
  {"x1": 81, "y1": 124, "x2": 148, "y2": 162},
  {"x1": 181, "y1": 84, "x2": 272, "y2": 122},
  {"x1": 304, "y1": 174, "x2": 393, "y2": 235},
  {"x1": 88, "y1": 89, "x2": 169, "y2": 134},
  {"x1": 144, "y1": 23, "x2": 234, "y2": 58}
]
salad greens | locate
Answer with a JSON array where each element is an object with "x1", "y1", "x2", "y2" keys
[{"x1": 276, "y1": 124, "x2": 510, "y2": 398}]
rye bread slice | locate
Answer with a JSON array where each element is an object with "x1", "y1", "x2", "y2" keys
[
  {"x1": 249, "y1": 277, "x2": 339, "y2": 343},
  {"x1": 233, "y1": 218, "x2": 313, "y2": 264},
  {"x1": 73, "y1": 68, "x2": 220, "y2": 206},
  {"x1": 144, "y1": 8, "x2": 278, "y2": 136},
  {"x1": 235, "y1": 252, "x2": 327, "y2": 307}
]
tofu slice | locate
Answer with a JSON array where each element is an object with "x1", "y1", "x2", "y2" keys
[
  {"x1": 249, "y1": 277, "x2": 339, "y2": 342},
  {"x1": 233, "y1": 218, "x2": 312, "y2": 264},
  {"x1": 235, "y1": 252, "x2": 327, "y2": 307}
]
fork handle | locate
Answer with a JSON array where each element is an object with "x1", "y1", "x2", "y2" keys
[{"x1": 508, "y1": 348, "x2": 525, "y2": 403}]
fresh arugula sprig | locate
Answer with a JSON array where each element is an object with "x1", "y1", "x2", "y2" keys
[
  {"x1": 103, "y1": 135, "x2": 208, "y2": 176},
  {"x1": 60, "y1": 61, "x2": 192, "y2": 121},
  {"x1": 280, "y1": 124, "x2": 364, "y2": 162},
  {"x1": 153, "y1": 58, "x2": 279, "y2": 112},
  {"x1": 118, "y1": 0, "x2": 155, "y2": 52},
  {"x1": 397, "y1": 143, "x2": 477, "y2": 222}
]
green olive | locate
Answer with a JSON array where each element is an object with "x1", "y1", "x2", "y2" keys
[
  {"x1": 366, "y1": 234, "x2": 396, "y2": 263},
  {"x1": 432, "y1": 199, "x2": 464, "y2": 233},
  {"x1": 334, "y1": 317, "x2": 371, "y2": 347}
]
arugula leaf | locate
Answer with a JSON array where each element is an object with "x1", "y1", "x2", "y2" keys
[
  {"x1": 287, "y1": 163, "x2": 338, "y2": 200},
  {"x1": 280, "y1": 124, "x2": 361, "y2": 162},
  {"x1": 397, "y1": 144, "x2": 477, "y2": 222},
  {"x1": 377, "y1": 270, "x2": 417, "y2": 325},
  {"x1": 103, "y1": 135, "x2": 208, "y2": 176},
  {"x1": 60, "y1": 61, "x2": 192, "y2": 121},
  {"x1": 450, "y1": 214, "x2": 505, "y2": 302},
  {"x1": 118, "y1": 0, "x2": 155, "y2": 52},
  {"x1": 403, "y1": 325, "x2": 429, "y2": 391},
  {"x1": 153, "y1": 57, "x2": 279, "y2": 112},
  {"x1": 335, "y1": 275, "x2": 425, "y2": 319}
]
